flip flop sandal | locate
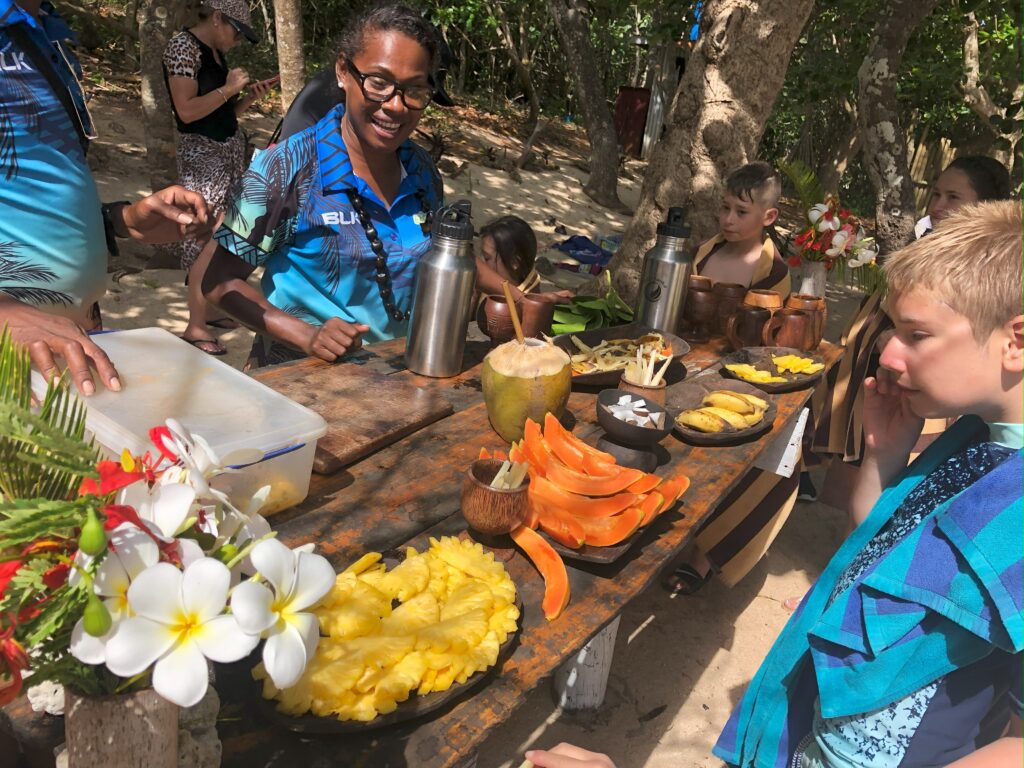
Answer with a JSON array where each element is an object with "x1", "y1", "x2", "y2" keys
[
  {"x1": 182, "y1": 336, "x2": 227, "y2": 356},
  {"x1": 662, "y1": 563, "x2": 713, "y2": 596},
  {"x1": 206, "y1": 317, "x2": 240, "y2": 330}
]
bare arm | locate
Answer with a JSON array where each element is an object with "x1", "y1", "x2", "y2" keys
[
  {"x1": 202, "y1": 245, "x2": 368, "y2": 361},
  {"x1": 167, "y1": 68, "x2": 249, "y2": 124},
  {"x1": 943, "y1": 737, "x2": 1022, "y2": 767}
]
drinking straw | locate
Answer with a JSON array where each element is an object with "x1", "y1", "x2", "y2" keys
[{"x1": 501, "y1": 281, "x2": 525, "y2": 344}]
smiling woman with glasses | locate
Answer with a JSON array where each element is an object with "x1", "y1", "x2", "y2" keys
[{"x1": 203, "y1": 3, "x2": 445, "y2": 368}]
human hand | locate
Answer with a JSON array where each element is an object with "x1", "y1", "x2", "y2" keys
[
  {"x1": 0, "y1": 300, "x2": 120, "y2": 396},
  {"x1": 118, "y1": 186, "x2": 212, "y2": 244},
  {"x1": 303, "y1": 318, "x2": 370, "y2": 362},
  {"x1": 524, "y1": 743, "x2": 616, "y2": 768},
  {"x1": 225, "y1": 67, "x2": 250, "y2": 95},
  {"x1": 862, "y1": 369, "x2": 923, "y2": 465},
  {"x1": 533, "y1": 290, "x2": 574, "y2": 304},
  {"x1": 242, "y1": 74, "x2": 280, "y2": 108}
]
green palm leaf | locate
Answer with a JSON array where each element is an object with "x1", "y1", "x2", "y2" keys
[{"x1": 778, "y1": 159, "x2": 825, "y2": 214}]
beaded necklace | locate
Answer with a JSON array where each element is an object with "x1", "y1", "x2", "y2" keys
[{"x1": 343, "y1": 188, "x2": 433, "y2": 323}]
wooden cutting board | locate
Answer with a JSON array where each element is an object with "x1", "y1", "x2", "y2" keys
[{"x1": 256, "y1": 364, "x2": 454, "y2": 475}]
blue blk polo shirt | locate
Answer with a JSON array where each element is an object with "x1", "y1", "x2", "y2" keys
[
  {"x1": 215, "y1": 103, "x2": 443, "y2": 342},
  {"x1": 0, "y1": 0, "x2": 105, "y2": 327}
]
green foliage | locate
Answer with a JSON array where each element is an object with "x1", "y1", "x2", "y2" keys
[
  {"x1": 778, "y1": 159, "x2": 824, "y2": 213},
  {"x1": 551, "y1": 272, "x2": 633, "y2": 333}
]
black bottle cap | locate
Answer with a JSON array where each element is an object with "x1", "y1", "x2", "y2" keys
[
  {"x1": 657, "y1": 206, "x2": 690, "y2": 238},
  {"x1": 432, "y1": 200, "x2": 474, "y2": 240}
]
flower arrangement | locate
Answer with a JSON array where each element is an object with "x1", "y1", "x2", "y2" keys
[
  {"x1": 0, "y1": 330, "x2": 334, "y2": 710},
  {"x1": 787, "y1": 195, "x2": 878, "y2": 271}
]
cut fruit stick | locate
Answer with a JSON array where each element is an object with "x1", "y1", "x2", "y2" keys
[
  {"x1": 510, "y1": 525, "x2": 570, "y2": 620},
  {"x1": 506, "y1": 461, "x2": 529, "y2": 488},
  {"x1": 627, "y1": 473, "x2": 662, "y2": 495},
  {"x1": 534, "y1": 501, "x2": 586, "y2": 548},
  {"x1": 636, "y1": 491, "x2": 665, "y2": 527},
  {"x1": 655, "y1": 475, "x2": 691, "y2": 516},
  {"x1": 650, "y1": 353, "x2": 673, "y2": 386},
  {"x1": 531, "y1": 475, "x2": 637, "y2": 518},
  {"x1": 575, "y1": 506, "x2": 644, "y2": 547},
  {"x1": 491, "y1": 460, "x2": 512, "y2": 488},
  {"x1": 545, "y1": 457, "x2": 644, "y2": 496}
]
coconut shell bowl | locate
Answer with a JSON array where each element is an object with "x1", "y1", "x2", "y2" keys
[
  {"x1": 596, "y1": 389, "x2": 672, "y2": 448},
  {"x1": 461, "y1": 458, "x2": 529, "y2": 536}
]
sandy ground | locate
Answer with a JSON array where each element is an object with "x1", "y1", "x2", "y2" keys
[{"x1": 85, "y1": 90, "x2": 864, "y2": 767}]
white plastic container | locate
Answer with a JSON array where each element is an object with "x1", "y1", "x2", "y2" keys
[{"x1": 31, "y1": 328, "x2": 327, "y2": 515}]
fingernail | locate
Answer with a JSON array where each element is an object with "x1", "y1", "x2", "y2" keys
[
  {"x1": 82, "y1": 380, "x2": 95, "y2": 396},
  {"x1": 178, "y1": 213, "x2": 194, "y2": 224},
  {"x1": 110, "y1": 377, "x2": 122, "y2": 392}
]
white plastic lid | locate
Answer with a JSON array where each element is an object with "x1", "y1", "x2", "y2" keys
[{"x1": 31, "y1": 328, "x2": 326, "y2": 459}]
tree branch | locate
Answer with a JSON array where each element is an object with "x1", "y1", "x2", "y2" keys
[{"x1": 961, "y1": 12, "x2": 1000, "y2": 121}]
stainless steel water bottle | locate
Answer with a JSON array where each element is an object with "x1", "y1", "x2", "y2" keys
[
  {"x1": 635, "y1": 207, "x2": 692, "y2": 334},
  {"x1": 405, "y1": 201, "x2": 476, "y2": 377}
]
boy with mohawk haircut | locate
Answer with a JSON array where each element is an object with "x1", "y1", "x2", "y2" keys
[
  {"x1": 694, "y1": 161, "x2": 791, "y2": 296},
  {"x1": 715, "y1": 200, "x2": 1023, "y2": 768}
]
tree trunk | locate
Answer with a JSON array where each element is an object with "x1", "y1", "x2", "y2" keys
[
  {"x1": 545, "y1": 0, "x2": 622, "y2": 209},
  {"x1": 856, "y1": 0, "x2": 942, "y2": 256},
  {"x1": 817, "y1": 99, "x2": 861, "y2": 197},
  {"x1": 273, "y1": 0, "x2": 306, "y2": 112},
  {"x1": 139, "y1": 0, "x2": 196, "y2": 192},
  {"x1": 487, "y1": 0, "x2": 540, "y2": 135},
  {"x1": 604, "y1": 0, "x2": 816, "y2": 306}
]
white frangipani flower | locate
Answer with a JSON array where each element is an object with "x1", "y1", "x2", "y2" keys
[
  {"x1": 70, "y1": 524, "x2": 160, "y2": 665},
  {"x1": 809, "y1": 203, "x2": 839, "y2": 231},
  {"x1": 104, "y1": 558, "x2": 258, "y2": 707},
  {"x1": 231, "y1": 538, "x2": 334, "y2": 688},
  {"x1": 825, "y1": 229, "x2": 851, "y2": 257}
]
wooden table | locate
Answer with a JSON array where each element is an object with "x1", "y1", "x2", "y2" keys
[{"x1": 211, "y1": 336, "x2": 840, "y2": 767}]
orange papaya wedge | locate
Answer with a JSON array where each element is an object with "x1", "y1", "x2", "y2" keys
[
  {"x1": 511, "y1": 525, "x2": 570, "y2": 620},
  {"x1": 478, "y1": 447, "x2": 492, "y2": 460},
  {"x1": 581, "y1": 450, "x2": 618, "y2": 477},
  {"x1": 544, "y1": 412, "x2": 616, "y2": 464},
  {"x1": 543, "y1": 413, "x2": 586, "y2": 470},
  {"x1": 545, "y1": 458, "x2": 644, "y2": 496},
  {"x1": 521, "y1": 419, "x2": 552, "y2": 477},
  {"x1": 575, "y1": 507, "x2": 644, "y2": 547},
  {"x1": 524, "y1": 494, "x2": 541, "y2": 529},
  {"x1": 656, "y1": 475, "x2": 691, "y2": 516},
  {"x1": 508, "y1": 441, "x2": 528, "y2": 466},
  {"x1": 627, "y1": 473, "x2": 663, "y2": 495},
  {"x1": 636, "y1": 491, "x2": 664, "y2": 527},
  {"x1": 531, "y1": 476, "x2": 637, "y2": 517},
  {"x1": 535, "y1": 502, "x2": 586, "y2": 548}
]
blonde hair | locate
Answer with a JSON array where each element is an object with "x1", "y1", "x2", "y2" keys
[{"x1": 883, "y1": 200, "x2": 1022, "y2": 341}]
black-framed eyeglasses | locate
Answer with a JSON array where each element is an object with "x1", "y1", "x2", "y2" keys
[{"x1": 345, "y1": 60, "x2": 434, "y2": 110}]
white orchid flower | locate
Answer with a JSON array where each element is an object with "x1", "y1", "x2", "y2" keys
[
  {"x1": 118, "y1": 481, "x2": 197, "y2": 542},
  {"x1": 104, "y1": 558, "x2": 259, "y2": 707},
  {"x1": 825, "y1": 229, "x2": 851, "y2": 257},
  {"x1": 70, "y1": 525, "x2": 160, "y2": 665},
  {"x1": 848, "y1": 247, "x2": 877, "y2": 268},
  {"x1": 231, "y1": 538, "x2": 334, "y2": 689},
  {"x1": 809, "y1": 203, "x2": 839, "y2": 232}
]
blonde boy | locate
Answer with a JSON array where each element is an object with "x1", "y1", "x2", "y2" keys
[
  {"x1": 694, "y1": 161, "x2": 790, "y2": 296},
  {"x1": 714, "y1": 200, "x2": 1023, "y2": 768}
]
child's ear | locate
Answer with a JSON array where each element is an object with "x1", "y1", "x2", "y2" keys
[
  {"x1": 762, "y1": 207, "x2": 779, "y2": 227},
  {"x1": 1003, "y1": 315, "x2": 1024, "y2": 373}
]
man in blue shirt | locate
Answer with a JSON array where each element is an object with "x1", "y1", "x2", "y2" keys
[{"x1": 0, "y1": 0, "x2": 211, "y2": 394}]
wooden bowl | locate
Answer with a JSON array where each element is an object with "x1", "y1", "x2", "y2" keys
[
  {"x1": 618, "y1": 373, "x2": 667, "y2": 406},
  {"x1": 743, "y1": 289, "x2": 783, "y2": 311},
  {"x1": 596, "y1": 389, "x2": 671, "y2": 447},
  {"x1": 461, "y1": 459, "x2": 528, "y2": 535}
]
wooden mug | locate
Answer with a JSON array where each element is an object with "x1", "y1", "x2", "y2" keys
[
  {"x1": 682, "y1": 284, "x2": 718, "y2": 341},
  {"x1": 762, "y1": 308, "x2": 814, "y2": 351},
  {"x1": 784, "y1": 293, "x2": 826, "y2": 349},
  {"x1": 744, "y1": 289, "x2": 784, "y2": 312},
  {"x1": 713, "y1": 282, "x2": 747, "y2": 335},
  {"x1": 726, "y1": 305, "x2": 772, "y2": 350},
  {"x1": 519, "y1": 293, "x2": 556, "y2": 338}
]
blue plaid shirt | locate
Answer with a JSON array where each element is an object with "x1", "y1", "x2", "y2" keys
[{"x1": 215, "y1": 103, "x2": 443, "y2": 343}]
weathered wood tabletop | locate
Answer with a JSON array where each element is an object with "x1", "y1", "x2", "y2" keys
[{"x1": 208, "y1": 336, "x2": 841, "y2": 768}]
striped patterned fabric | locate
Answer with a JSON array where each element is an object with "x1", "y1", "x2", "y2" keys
[
  {"x1": 714, "y1": 416, "x2": 1023, "y2": 768},
  {"x1": 693, "y1": 234, "x2": 792, "y2": 297}
]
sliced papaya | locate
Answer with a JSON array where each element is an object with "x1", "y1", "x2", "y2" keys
[
  {"x1": 581, "y1": 450, "x2": 618, "y2": 477},
  {"x1": 543, "y1": 412, "x2": 586, "y2": 470},
  {"x1": 627, "y1": 473, "x2": 663, "y2": 495},
  {"x1": 531, "y1": 476, "x2": 637, "y2": 518},
  {"x1": 656, "y1": 475, "x2": 691, "y2": 516},
  {"x1": 508, "y1": 441, "x2": 528, "y2": 466},
  {"x1": 545, "y1": 457, "x2": 644, "y2": 496},
  {"x1": 478, "y1": 447, "x2": 492, "y2": 460},
  {"x1": 636, "y1": 491, "x2": 664, "y2": 527},
  {"x1": 510, "y1": 525, "x2": 570, "y2": 620},
  {"x1": 534, "y1": 501, "x2": 586, "y2": 548},
  {"x1": 524, "y1": 494, "x2": 541, "y2": 529},
  {"x1": 544, "y1": 412, "x2": 616, "y2": 464},
  {"x1": 521, "y1": 419, "x2": 552, "y2": 477},
  {"x1": 575, "y1": 507, "x2": 644, "y2": 547}
]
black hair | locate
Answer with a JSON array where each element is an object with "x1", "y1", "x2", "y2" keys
[
  {"x1": 725, "y1": 161, "x2": 782, "y2": 208},
  {"x1": 479, "y1": 216, "x2": 537, "y2": 285},
  {"x1": 945, "y1": 156, "x2": 1012, "y2": 201},
  {"x1": 335, "y1": 4, "x2": 440, "y2": 75}
]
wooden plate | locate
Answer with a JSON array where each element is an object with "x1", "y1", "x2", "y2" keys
[
  {"x1": 550, "y1": 323, "x2": 690, "y2": 387},
  {"x1": 668, "y1": 376, "x2": 777, "y2": 446},
  {"x1": 256, "y1": 557, "x2": 522, "y2": 735},
  {"x1": 718, "y1": 346, "x2": 825, "y2": 393}
]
